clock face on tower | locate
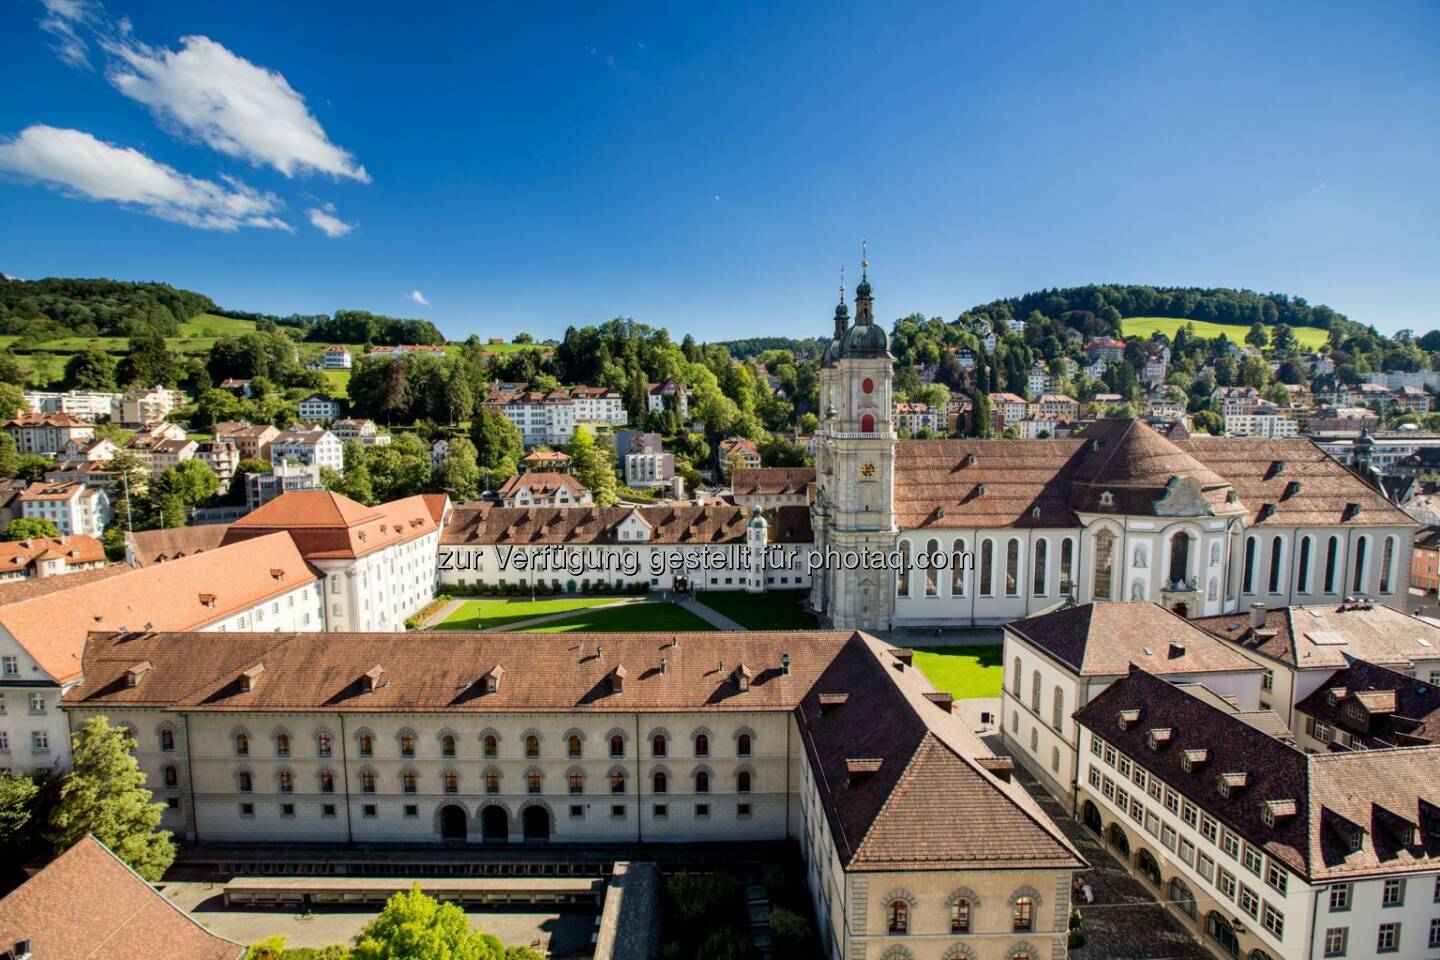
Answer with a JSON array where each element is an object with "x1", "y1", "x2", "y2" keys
[{"x1": 860, "y1": 461, "x2": 876, "y2": 480}]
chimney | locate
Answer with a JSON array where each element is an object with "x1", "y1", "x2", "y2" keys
[{"x1": 1249, "y1": 602, "x2": 1267, "y2": 630}]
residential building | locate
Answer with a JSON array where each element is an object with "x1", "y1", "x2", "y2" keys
[
  {"x1": 58, "y1": 435, "x2": 119, "y2": 462},
  {"x1": 23, "y1": 389, "x2": 121, "y2": 420},
  {"x1": 1396, "y1": 385, "x2": 1433, "y2": 414},
  {"x1": 1142, "y1": 349, "x2": 1170, "y2": 384},
  {"x1": 1293, "y1": 657, "x2": 1440, "y2": 752},
  {"x1": 570, "y1": 385, "x2": 628, "y2": 425},
  {"x1": 495, "y1": 471, "x2": 593, "y2": 508},
  {"x1": 297, "y1": 393, "x2": 343, "y2": 423},
  {"x1": 323, "y1": 345, "x2": 353, "y2": 369},
  {"x1": 1075, "y1": 665, "x2": 1440, "y2": 960},
  {"x1": 269, "y1": 426, "x2": 344, "y2": 472},
  {"x1": 126, "y1": 433, "x2": 198, "y2": 474},
  {"x1": 1033, "y1": 394, "x2": 1081, "y2": 420},
  {"x1": 0, "y1": 835, "x2": 244, "y2": 959},
  {"x1": 647, "y1": 379, "x2": 689, "y2": 418},
  {"x1": 730, "y1": 468, "x2": 814, "y2": 509},
  {"x1": 195, "y1": 439, "x2": 241, "y2": 491},
  {"x1": 1212, "y1": 387, "x2": 1263, "y2": 418},
  {"x1": 1085, "y1": 337, "x2": 1126, "y2": 363},
  {"x1": 893, "y1": 401, "x2": 942, "y2": 434},
  {"x1": 0, "y1": 532, "x2": 320, "y2": 772},
  {"x1": 1412, "y1": 526, "x2": 1440, "y2": 593},
  {"x1": 246, "y1": 459, "x2": 324, "y2": 510},
  {"x1": 61, "y1": 630, "x2": 1083, "y2": 960},
  {"x1": 119, "y1": 385, "x2": 187, "y2": 427},
  {"x1": 2, "y1": 412, "x2": 94, "y2": 456},
  {"x1": 486, "y1": 388, "x2": 577, "y2": 446},
  {"x1": 1001, "y1": 602, "x2": 1267, "y2": 800},
  {"x1": 218, "y1": 378, "x2": 253, "y2": 397},
  {"x1": 365, "y1": 344, "x2": 446, "y2": 358},
  {"x1": 215, "y1": 421, "x2": 280, "y2": 462},
  {"x1": 0, "y1": 534, "x2": 106, "y2": 582},
  {"x1": 718, "y1": 437, "x2": 761, "y2": 474},
  {"x1": 988, "y1": 392, "x2": 1028, "y2": 431},
  {"x1": 1194, "y1": 602, "x2": 1440, "y2": 731},
  {"x1": 807, "y1": 270, "x2": 1417, "y2": 632},
  {"x1": 520, "y1": 450, "x2": 573, "y2": 473},
  {"x1": 621, "y1": 433, "x2": 674, "y2": 489},
  {"x1": 330, "y1": 418, "x2": 391, "y2": 446},
  {"x1": 220, "y1": 490, "x2": 448, "y2": 632},
  {"x1": 1017, "y1": 419, "x2": 1063, "y2": 439},
  {"x1": 17, "y1": 482, "x2": 111, "y2": 537},
  {"x1": 1224, "y1": 411, "x2": 1298, "y2": 439}
]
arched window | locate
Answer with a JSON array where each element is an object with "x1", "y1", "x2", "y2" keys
[
  {"x1": 1380, "y1": 536, "x2": 1396, "y2": 593},
  {"x1": 652, "y1": 734, "x2": 667, "y2": 757},
  {"x1": 279, "y1": 770, "x2": 294, "y2": 794},
  {"x1": 695, "y1": 734, "x2": 710, "y2": 756},
  {"x1": 1031, "y1": 671, "x2": 1041, "y2": 712},
  {"x1": 1029, "y1": 727, "x2": 1038, "y2": 752},
  {"x1": 924, "y1": 538, "x2": 940, "y2": 596},
  {"x1": 234, "y1": 732, "x2": 250, "y2": 756},
  {"x1": 861, "y1": 413, "x2": 875, "y2": 434},
  {"x1": 525, "y1": 734, "x2": 540, "y2": 758},
  {"x1": 737, "y1": 771, "x2": 751, "y2": 793},
  {"x1": 1012, "y1": 896, "x2": 1034, "y2": 932},
  {"x1": 950, "y1": 898, "x2": 971, "y2": 933},
  {"x1": 1005, "y1": 538, "x2": 1020, "y2": 596},
  {"x1": 1168, "y1": 877, "x2": 1197, "y2": 918},
  {"x1": 1353, "y1": 536, "x2": 1368, "y2": 593},
  {"x1": 1296, "y1": 536, "x2": 1312, "y2": 593},
  {"x1": 402, "y1": 770, "x2": 417, "y2": 794},
  {"x1": 1324, "y1": 536, "x2": 1340, "y2": 593},
  {"x1": 1242, "y1": 537, "x2": 1257, "y2": 593},
  {"x1": 736, "y1": 734, "x2": 750, "y2": 757},
  {"x1": 317, "y1": 732, "x2": 332, "y2": 757},
  {"x1": 361, "y1": 771, "x2": 376, "y2": 793},
  {"x1": 1169, "y1": 532, "x2": 1191, "y2": 586},
  {"x1": 568, "y1": 770, "x2": 584, "y2": 794},
  {"x1": 483, "y1": 734, "x2": 498, "y2": 758},
  {"x1": 1033, "y1": 538, "x2": 1048, "y2": 596},
  {"x1": 444, "y1": 770, "x2": 459, "y2": 794},
  {"x1": 1267, "y1": 536, "x2": 1284, "y2": 593},
  {"x1": 888, "y1": 900, "x2": 909, "y2": 934},
  {"x1": 359, "y1": 733, "x2": 374, "y2": 757},
  {"x1": 1060, "y1": 537, "x2": 1074, "y2": 593},
  {"x1": 610, "y1": 734, "x2": 625, "y2": 757},
  {"x1": 610, "y1": 770, "x2": 626, "y2": 794},
  {"x1": 163, "y1": 765, "x2": 178, "y2": 788},
  {"x1": 238, "y1": 771, "x2": 253, "y2": 792},
  {"x1": 1011, "y1": 656, "x2": 1022, "y2": 695},
  {"x1": 568, "y1": 735, "x2": 582, "y2": 757},
  {"x1": 442, "y1": 734, "x2": 457, "y2": 758},
  {"x1": 951, "y1": 538, "x2": 967, "y2": 596},
  {"x1": 320, "y1": 770, "x2": 334, "y2": 793},
  {"x1": 695, "y1": 771, "x2": 710, "y2": 794},
  {"x1": 1206, "y1": 911, "x2": 1239, "y2": 958},
  {"x1": 653, "y1": 771, "x2": 668, "y2": 793},
  {"x1": 400, "y1": 733, "x2": 416, "y2": 757},
  {"x1": 1052, "y1": 686, "x2": 1064, "y2": 731},
  {"x1": 1093, "y1": 529, "x2": 1115, "y2": 600},
  {"x1": 980, "y1": 540, "x2": 995, "y2": 595},
  {"x1": 526, "y1": 770, "x2": 542, "y2": 794},
  {"x1": 485, "y1": 769, "x2": 500, "y2": 794},
  {"x1": 160, "y1": 728, "x2": 175, "y2": 752},
  {"x1": 897, "y1": 540, "x2": 911, "y2": 597},
  {"x1": 275, "y1": 733, "x2": 290, "y2": 757}
]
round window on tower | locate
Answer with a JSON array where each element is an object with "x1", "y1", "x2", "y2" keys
[{"x1": 861, "y1": 378, "x2": 874, "y2": 394}]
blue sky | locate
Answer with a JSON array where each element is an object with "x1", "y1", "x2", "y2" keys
[{"x1": 1, "y1": 1, "x2": 1437, "y2": 341}]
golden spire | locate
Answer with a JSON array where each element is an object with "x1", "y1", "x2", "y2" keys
[
  {"x1": 861, "y1": 238, "x2": 868, "y2": 279},
  {"x1": 839, "y1": 265, "x2": 846, "y2": 302}
]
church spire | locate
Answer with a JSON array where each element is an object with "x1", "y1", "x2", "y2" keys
[{"x1": 853, "y1": 239, "x2": 873, "y2": 324}]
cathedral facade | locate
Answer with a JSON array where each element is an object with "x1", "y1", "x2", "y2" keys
[{"x1": 810, "y1": 271, "x2": 1418, "y2": 631}]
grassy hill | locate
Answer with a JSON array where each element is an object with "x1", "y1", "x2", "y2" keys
[{"x1": 1119, "y1": 316, "x2": 1330, "y2": 351}]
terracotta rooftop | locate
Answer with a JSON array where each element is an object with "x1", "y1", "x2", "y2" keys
[
  {"x1": 126, "y1": 524, "x2": 232, "y2": 567},
  {"x1": 0, "y1": 532, "x2": 314, "y2": 684},
  {"x1": 1295, "y1": 657, "x2": 1440, "y2": 748},
  {"x1": 3, "y1": 412, "x2": 91, "y2": 428},
  {"x1": 0, "y1": 534, "x2": 105, "y2": 575},
  {"x1": 441, "y1": 503, "x2": 813, "y2": 546},
  {"x1": 0, "y1": 835, "x2": 243, "y2": 960},
  {"x1": 1077, "y1": 666, "x2": 1440, "y2": 882},
  {"x1": 18, "y1": 481, "x2": 86, "y2": 502},
  {"x1": 0, "y1": 564, "x2": 127, "y2": 604},
  {"x1": 222, "y1": 490, "x2": 443, "y2": 560},
  {"x1": 1194, "y1": 602, "x2": 1440, "y2": 670},
  {"x1": 496, "y1": 471, "x2": 589, "y2": 500},
  {"x1": 1007, "y1": 602, "x2": 1264, "y2": 677},
  {"x1": 730, "y1": 467, "x2": 815, "y2": 498}
]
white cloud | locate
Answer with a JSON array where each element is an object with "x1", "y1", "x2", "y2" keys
[
  {"x1": 0, "y1": 124, "x2": 291, "y2": 232},
  {"x1": 409, "y1": 290, "x2": 430, "y2": 307},
  {"x1": 38, "y1": 0, "x2": 100, "y2": 69},
  {"x1": 307, "y1": 203, "x2": 354, "y2": 237},
  {"x1": 100, "y1": 33, "x2": 368, "y2": 181}
]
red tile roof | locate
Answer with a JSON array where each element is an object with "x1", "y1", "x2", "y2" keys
[
  {"x1": 222, "y1": 491, "x2": 443, "y2": 560},
  {"x1": 126, "y1": 525, "x2": 231, "y2": 567},
  {"x1": 0, "y1": 535, "x2": 105, "y2": 575},
  {"x1": 1193, "y1": 602, "x2": 1440, "y2": 670},
  {"x1": 730, "y1": 467, "x2": 815, "y2": 498},
  {"x1": 441, "y1": 503, "x2": 813, "y2": 546},
  {"x1": 0, "y1": 835, "x2": 243, "y2": 960}
]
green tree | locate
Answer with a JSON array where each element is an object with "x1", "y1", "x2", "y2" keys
[
  {"x1": 470, "y1": 407, "x2": 523, "y2": 488},
  {"x1": 439, "y1": 437, "x2": 482, "y2": 500},
  {"x1": 0, "y1": 774, "x2": 41, "y2": 857},
  {"x1": 352, "y1": 883, "x2": 505, "y2": 960},
  {"x1": 0, "y1": 433, "x2": 19, "y2": 479},
  {"x1": 1245, "y1": 322, "x2": 1270, "y2": 350},
  {"x1": 47, "y1": 716, "x2": 175, "y2": 882},
  {"x1": 568, "y1": 425, "x2": 618, "y2": 506},
  {"x1": 64, "y1": 347, "x2": 118, "y2": 390},
  {"x1": 152, "y1": 459, "x2": 221, "y2": 510},
  {"x1": 0, "y1": 382, "x2": 25, "y2": 420},
  {"x1": 1271, "y1": 323, "x2": 1296, "y2": 354},
  {"x1": 2, "y1": 517, "x2": 60, "y2": 540},
  {"x1": 443, "y1": 363, "x2": 475, "y2": 425},
  {"x1": 116, "y1": 331, "x2": 178, "y2": 386}
]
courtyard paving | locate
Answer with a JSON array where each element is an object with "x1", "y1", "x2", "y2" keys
[{"x1": 1006, "y1": 765, "x2": 1216, "y2": 960}]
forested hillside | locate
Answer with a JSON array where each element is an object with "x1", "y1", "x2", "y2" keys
[{"x1": 0, "y1": 275, "x2": 218, "y2": 338}]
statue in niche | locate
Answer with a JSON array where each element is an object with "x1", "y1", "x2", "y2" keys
[
  {"x1": 1131, "y1": 579, "x2": 1146, "y2": 601},
  {"x1": 1207, "y1": 578, "x2": 1218, "y2": 601},
  {"x1": 1134, "y1": 545, "x2": 1148, "y2": 569},
  {"x1": 1210, "y1": 542, "x2": 1221, "y2": 566}
]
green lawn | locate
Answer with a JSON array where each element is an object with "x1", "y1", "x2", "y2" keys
[
  {"x1": 695, "y1": 590, "x2": 818, "y2": 629},
  {"x1": 519, "y1": 602, "x2": 718, "y2": 633},
  {"x1": 1119, "y1": 316, "x2": 1329, "y2": 350},
  {"x1": 176, "y1": 312, "x2": 261, "y2": 336},
  {"x1": 911, "y1": 644, "x2": 1004, "y2": 699},
  {"x1": 433, "y1": 596, "x2": 629, "y2": 630}
]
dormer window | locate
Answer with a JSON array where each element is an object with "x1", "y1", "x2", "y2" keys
[
  {"x1": 1217, "y1": 772, "x2": 1246, "y2": 798},
  {"x1": 1147, "y1": 728, "x2": 1172, "y2": 751},
  {"x1": 240, "y1": 663, "x2": 264, "y2": 693},
  {"x1": 1117, "y1": 708, "x2": 1140, "y2": 730},
  {"x1": 609, "y1": 665, "x2": 628, "y2": 695},
  {"x1": 1099, "y1": 491, "x2": 1115, "y2": 507},
  {"x1": 1327, "y1": 689, "x2": 1342, "y2": 706},
  {"x1": 484, "y1": 665, "x2": 505, "y2": 694},
  {"x1": 734, "y1": 663, "x2": 754, "y2": 693},
  {"x1": 362, "y1": 665, "x2": 384, "y2": 692},
  {"x1": 125, "y1": 661, "x2": 151, "y2": 688}
]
